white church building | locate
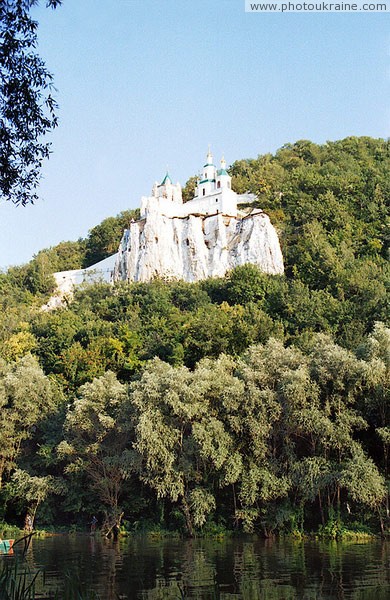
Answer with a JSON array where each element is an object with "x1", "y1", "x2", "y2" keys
[{"x1": 140, "y1": 149, "x2": 248, "y2": 219}]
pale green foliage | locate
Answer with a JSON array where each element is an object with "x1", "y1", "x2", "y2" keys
[
  {"x1": 62, "y1": 371, "x2": 130, "y2": 516},
  {"x1": 131, "y1": 356, "x2": 246, "y2": 530},
  {"x1": 307, "y1": 335, "x2": 369, "y2": 453},
  {"x1": 358, "y1": 324, "x2": 390, "y2": 440},
  {"x1": 340, "y1": 445, "x2": 386, "y2": 508},
  {"x1": 8, "y1": 468, "x2": 65, "y2": 517},
  {"x1": 220, "y1": 452, "x2": 243, "y2": 486},
  {"x1": 239, "y1": 464, "x2": 289, "y2": 507},
  {"x1": 377, "y1": 427, "x2": 390, "y2": 445},
  {"x1": 0, "y1": 355, "x2": 56, "y2": 488},
  {"x1": 359, "y1": 322, "x2": 390, "y2": 367},
  {"x1": 65, "y1": 371, "x2": 127, "y2": 440},
  {"x1": 131, "y1": 359, "x2": 192, "y2": 502},
  {"x1": 0, "y1": 324, "x2": 386, "y2": 534},
  {"x1": 234, "y1": 336, "x2": 385, "y2": 529},
  {"x1": 192, "y1": 418, "x2": 232, "y2": 470},
  {"x1": 235, "y1": 508, "x2": 260, "y2": 533},
  {"x1": 292, "y1": 457, "x2": 331, "y2": 503},
  {"x1": 240, "y1": 338, "x2": 305, "y2": 389},
  {"x1": 134, "y1": 406, "x2": 184, "y2": 501},
  {"x1": 191, "y1": 355, "x2": 244, "y2": 483},
  {"x1": 309, "y1": 334, "x2": 364, "y2": 397},
  {"x1": 188, "y1": 488, "x2": 216, "y2": 527}
]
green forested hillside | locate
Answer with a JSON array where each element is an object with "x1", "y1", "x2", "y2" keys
[{"x1": 0, "y1": 136, "x2": 388, "y2": 537}]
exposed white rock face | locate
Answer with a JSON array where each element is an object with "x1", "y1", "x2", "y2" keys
[
  {"x1": 113, "y1": 209, "x2": 284, "y2": 283},
  {"x1": 45, "y1": 151, "x2": 284, "y2": 308}
]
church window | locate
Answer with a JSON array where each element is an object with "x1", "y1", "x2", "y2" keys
[
  {"x1": 217, "y1": 181, "x2": 221, "y2": 188},
  {"x1": 203, "y1": 189, "x2": 206, "y2": 196}
]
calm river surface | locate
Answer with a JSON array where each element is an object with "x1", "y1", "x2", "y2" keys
[{"x1": 5, "y1": 535, "x2": 390, "y2": 599}]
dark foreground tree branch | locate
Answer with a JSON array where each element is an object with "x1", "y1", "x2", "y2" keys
[{"x1": 0, "y1": 0, "x2": 61, "y2": 205}]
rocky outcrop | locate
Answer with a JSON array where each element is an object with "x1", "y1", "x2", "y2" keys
[{"x1": 113, "y1": 209, "x2": 284, "y2": 283}]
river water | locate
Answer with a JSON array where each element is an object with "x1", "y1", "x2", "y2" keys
[{"x1": 4, "y1": 535, "x2": 390, "y2": 599}]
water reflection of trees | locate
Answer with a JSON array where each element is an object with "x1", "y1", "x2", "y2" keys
[
  {"x1": 130, "y1": 538, "x2": 390, "y2": 600},
  {"x1": 15, "y1": 536, "x2": 390, "y2": 599}
]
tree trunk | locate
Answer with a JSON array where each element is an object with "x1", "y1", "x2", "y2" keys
[
  {"x1": 182, "y1": 496, "x2": 194, "y2": 538},
  {"x1": 232, "y1": 484, "x2": 238, "y2": 528},
  {"x1": 318, "y1": 492, "x2": 325, "y2": 526},
  {"x1": 377, "y1": 506, "x2": 385, "y2": 537},
  {"x1": 336, "y1": 486, "x2": 341, "y2": 521},
  {"x1": 103, "y1": 510, "x2": 124, "y2": 539},
  {"x1": 0, "y1": 461, "x2": 4, "y2": 490},
  {"x1": 30, "y1": 502, "x2": 39, "y2": 527}
]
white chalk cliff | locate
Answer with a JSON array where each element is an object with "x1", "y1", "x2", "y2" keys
[
  {"x1": 45, "y1": 150, "x2": 284, "y2": 309},
  {"x1": 113, "y1": 150, "x2": 284, "y2": 282},
  {"x1": 114, "y1": 209, "x2": 283, "y2": 283}
]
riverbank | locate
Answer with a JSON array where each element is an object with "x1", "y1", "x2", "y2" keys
[{"x1": 1, "y1": 520, "x2": 386, "y2": 543}]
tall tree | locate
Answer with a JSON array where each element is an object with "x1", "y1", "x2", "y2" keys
[
  {"x1": 60, "y1": 371, "x2": 131, "y2": 532},
  {"x1": 0, "y1": 354, "x2": 57, "y2": 489}
]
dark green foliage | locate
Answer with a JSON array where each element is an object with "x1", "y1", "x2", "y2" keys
[
  {"x1": 0, "y1": 0, "x2": 61, "y2": 205},
  {"x1": 34, "y1": 241, "x2": 86, "y2": 272},
  {"x1": 6, "y1": 260, "x2": 56, "y2": 297},
  {"x1": 229, "y1": 136, "x2": 389, "y2": 347},
  {"x1": 182, "y1": 175, "x2": 197, "y2": 203},
  {"x1": 224, "y1": 264, "x2": 268, "y2": 305},
  {"x1": 83, "y1": 209, "x2": 139, "y2": 267}
]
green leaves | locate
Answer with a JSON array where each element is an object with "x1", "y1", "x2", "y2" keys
[
  {"x1": 8, "y1": 468, "x2": 65, "y2": 516},
  {"x1": 0, "y1": 1, "x2": 60, "y2": 204},
  {"x1": 2, "y1": 325, "x2": 390, "y2": 534},
  {"x1": 0, "y1": 355, "x2": 57, "y2": 488},
  {"x1": 62, "y1": 372, "x2": 130, "y2": 518},
  {"x1": 188, "y1": 488, "x2": 215, "y2": 527},
  {"x1": 339, "y1": 445, "x2": 386, "y2": 508},
  {"x1": 83, "y1": 210, "x2": 139, "y2": 267}
]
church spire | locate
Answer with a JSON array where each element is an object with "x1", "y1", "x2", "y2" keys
[
  {"x1": 216, "y1": 154, "x2": 231, "y2": 189},
  {"x1": 204, "y1": 146, "x2": 214, "y2": 167},
  {"x1": 160, "y1": 171, "x2": 172, "y2": 186}
]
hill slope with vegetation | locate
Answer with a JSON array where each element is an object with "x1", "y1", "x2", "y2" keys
[{"x1": 0, "y1": 136, "x2": 388, "y2": 537}]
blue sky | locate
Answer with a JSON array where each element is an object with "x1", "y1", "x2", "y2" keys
[{"x1": 0, "y1": 0, "x2": 389, "y2": 269}]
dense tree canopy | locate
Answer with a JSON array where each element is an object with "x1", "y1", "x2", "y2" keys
[{"x1": 0, "y1": 136, "x2": 389, "y2": 536}]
